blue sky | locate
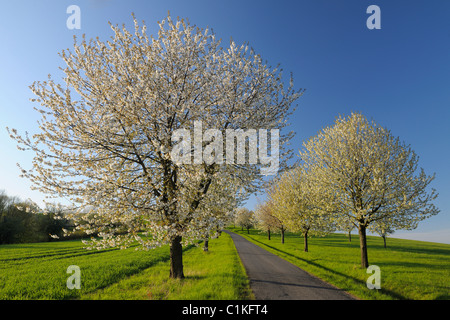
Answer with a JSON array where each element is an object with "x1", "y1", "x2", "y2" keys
[{"x1": 0, "y1": 0, "x2": 449, "y2": 243}]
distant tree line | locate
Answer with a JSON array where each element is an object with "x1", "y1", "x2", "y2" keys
[{"x1": 0, "y1": 190, "x2": 84, "y2": 244}]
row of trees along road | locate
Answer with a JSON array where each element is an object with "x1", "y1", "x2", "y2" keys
[
  {"x1": 7, "y1": 14, "x2": 302, "y2": 279},
  {"x1": 256, "y1": 113, "x2": 439, "y2": 268},
  {"x1": 6, "y1": 12, "x2": 438, "y2": 275}
]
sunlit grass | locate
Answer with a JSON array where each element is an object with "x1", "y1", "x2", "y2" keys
[
  {"x1": 0, "y1": 232, "x2": 252, "y2": 300},
  {"x1": 84, "y1": 232, "x2": 253, "y2": 300},
  {"x1": 228, "y1": 227, "x2": 450, "y2": 300}
]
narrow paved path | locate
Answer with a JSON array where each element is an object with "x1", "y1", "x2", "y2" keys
[{"x1": 224, "y1": 230, "x2": 355, "y2": 300}]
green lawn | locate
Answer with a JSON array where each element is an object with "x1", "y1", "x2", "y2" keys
[
  {"x1": 0, "y1": 232, "x2": 252, "y2": 300},
  {"x1": 2, "y1": 227, "x2": 448, "y2": 300},
  {"x1": 228, "y1": 227, "x2": 450, "y2": 300}
]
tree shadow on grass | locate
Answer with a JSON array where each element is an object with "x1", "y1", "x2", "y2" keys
[
  {"x1": 82, "y1": 243, "x2": 199, "y2": 294},
  {"x1": 380, "y1": 245, "x2": 450, "y2": 257},
  {"x1": 181, "y1": 274, "x2": 207, "y2": 281},
  {"x1": 381, "y1": 260, "x2": 447, "y2": 271}
]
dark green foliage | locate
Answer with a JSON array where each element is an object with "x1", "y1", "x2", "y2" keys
[{"x1": 0, "y1": 190, "x2": 69, "y2": 244}]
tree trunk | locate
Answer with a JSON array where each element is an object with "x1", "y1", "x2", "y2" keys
[
  {"x1": 358, "y1": 224, "x2": 369, "y2": 268},
  {"x1": 169, "y1": 235, "x2": 184, "y2": 279},
  {"x1": 203, "y1": 236, "x2": 209, "y2": 252},
  {"x1": 268, "y1": 229, "x2": 271, "y2": 240},
  {"x1": 348, "y1": 231, "x2": 351, "y2": 242},
  {"x1": 281, "y1": 228, "x2": 285, "y2": 244},
  {"x1": 382, "y1": 235, "x2": 386, "y2": 248},
  {"x1": 246, "y1": 227, "x2": 250, "y2": 234},
  {"x1": 304, "y1": 231, "x2": 308, "y2": 252}
]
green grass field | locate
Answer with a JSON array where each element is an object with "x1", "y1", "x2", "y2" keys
[
  {"x1": 228, "y1": 227, "x2": 450, "y2": 300},
  {"x1": 2, "y1": 227, "x2": 449, "y2": 300},
  {"x1": 0, "y1": 232, "x2": 252, "y2": 300}
]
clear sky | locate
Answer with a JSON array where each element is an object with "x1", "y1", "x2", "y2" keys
[{"x1": 0, "y1": 0, "x2": 449, "y2": 243}]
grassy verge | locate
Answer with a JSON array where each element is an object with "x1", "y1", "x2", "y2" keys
[
  {"x1": 84, "y1": 232, "x2": 253, "y2": 300},
  {"x1": 0, "y1": 232, "x2": 252, "y2": 300},
  {"x1": 228, "y1": 227, "x2": 450, "y2": 300}
]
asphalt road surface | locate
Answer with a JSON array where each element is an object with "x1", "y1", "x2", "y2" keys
[{"x1": 224, "y1": 230, "x2": 356, "y2": 300}]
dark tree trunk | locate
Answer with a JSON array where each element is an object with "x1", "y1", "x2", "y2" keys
[
  {"x1": 281, "y1": 228, "x2": 285, "y2": 244},
  {"x1": 303, "y1": 231, "x2": 309, "y2": 252},
  {"x1": 246, "y1": 227, "x2": 250, "y2": 234},
  {"x1": 203, "y1": 236, "x2": 209, "y2": 252},
  {"x1": 268, "y1": 229, "x2": 271, "y2": 240},
  {"x1": 382, "y1": 235, "x2": 387, "y2": 248},
  {"x1": 348, "y1": 231, "x2": 352, "y2": 242},
  {"x1": 169, "y1": 235, "x2": 184, "y2": 279},
  {"x1": 358, "y1": 224, "x2": 369, "y2": 268}
]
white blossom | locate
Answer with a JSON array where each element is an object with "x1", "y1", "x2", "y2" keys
[
  {"x1": 299, "y1": 112, "x2": 439, "y2": 266},
  {"x1": 8, "y1": 13, "x2": 302, "y2": 277}
]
